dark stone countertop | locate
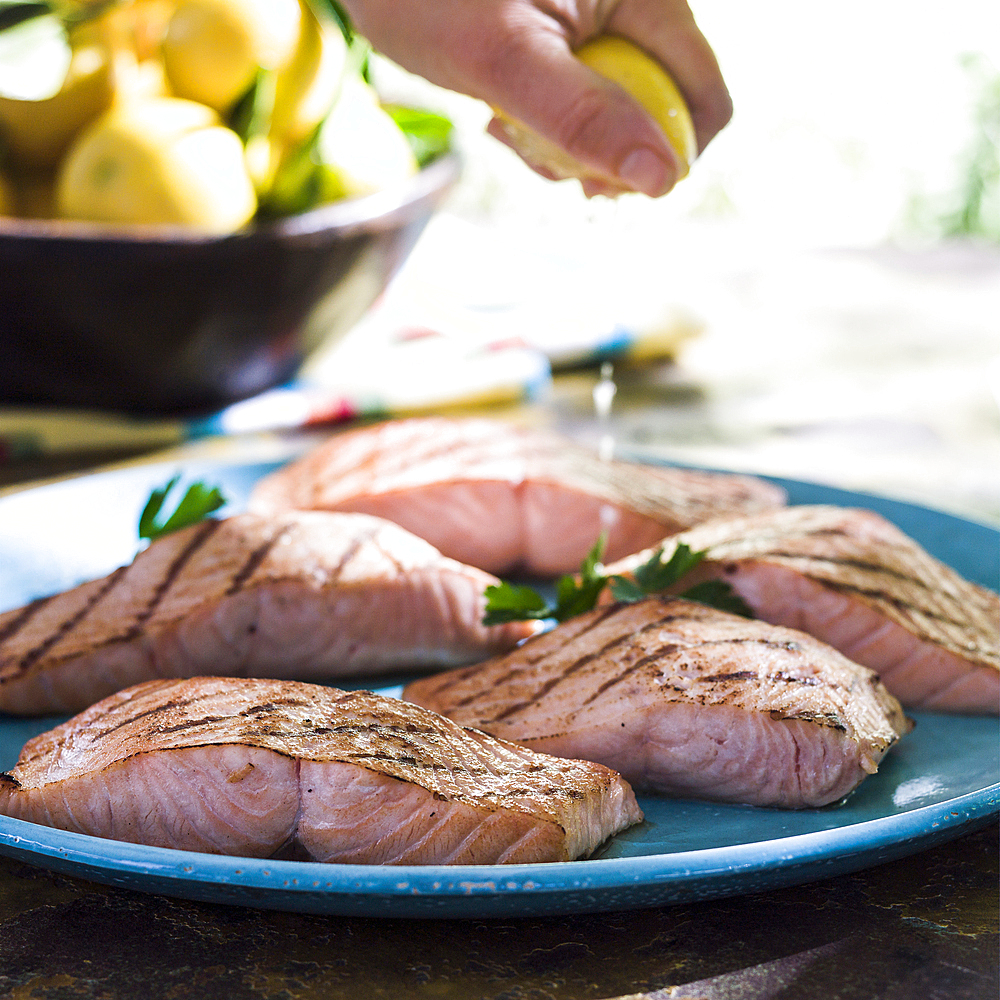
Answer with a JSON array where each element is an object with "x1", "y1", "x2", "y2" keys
[{"x1": 0, "y1": 821, "x2": 995, "y2": 999}]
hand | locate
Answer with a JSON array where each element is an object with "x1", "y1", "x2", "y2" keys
[{"x1": 338, "y1": 0, "x2": 732, "y2": 197}]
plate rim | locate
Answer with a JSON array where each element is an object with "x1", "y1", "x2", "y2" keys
[{"x1": 0, "y1": 456, "x2": 996, "y2": 915}]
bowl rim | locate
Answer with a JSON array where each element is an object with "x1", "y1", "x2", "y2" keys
[{"x1": 0, "y1": 152, "x2": 461, "y2": 245}]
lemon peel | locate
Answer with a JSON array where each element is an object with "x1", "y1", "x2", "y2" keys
[
  {"x1": 56, "y1": 96, "x2": 257, "y2": 233},
  {"x1": 0, "y1": 38, "x2": 114, "y2": 170},
  {"x1": 313, "y1": 75, "x2": 417, "y2": 200},
  {"x1": 495, "y1": 35, "x2": 696, "y2": 191},
  {"x1": 162, "y1": 0, "x2": 302, "y2": 113}
]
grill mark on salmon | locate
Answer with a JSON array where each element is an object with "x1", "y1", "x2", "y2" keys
[
  {"x1": 0, "y1": 511, "x2": 537, "y2": 716},
  {"x1": 604, "y1": 505, "x2": 1000, "y2": 714},
  {"x1": 749, "y1": 546, "x2": 985, "y2": 635},
  {"x1": 0, "y1": 597, "x2": 53, "y2": 646},
  {"x1": 0, "y1": 677, "x2": 643, "y2": 865},
  {"x1": 487, "y1": 636, "x2": 838, "y2": 723},
  {"x1": 125, "y1": 519, "x2": 223, "y2": 640},
  {"x1": 76, "y1": 691, "x2": 234, "y2": 742},
  {"x1": 12, "y1": 566, "x2": 129, "y2": 678},
  {"x1": 247, "y1": 416, "x2": 787, "y2": 576},
  {"x1": 583, "y1": 651, "x2": 672, "y2": 703},
  {"x1": 404, "y1": 597, "x2": 912, "y2": 809},
  {"x1": 223, "y1": 527, "x2": 288, "y2": 598}
]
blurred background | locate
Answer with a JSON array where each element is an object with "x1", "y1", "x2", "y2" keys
[
  {"x1": 3, "y1": 0, "x2": 998, "y2": 528},
  {"x1": 327, "y1": 0, "x2": 1000, "y2": 526}
]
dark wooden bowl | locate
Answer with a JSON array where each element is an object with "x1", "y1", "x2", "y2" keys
[{"x1": 0, "y1": 153, "x2": 460, "y2": 416}]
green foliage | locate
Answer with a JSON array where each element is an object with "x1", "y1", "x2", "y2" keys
[
  {"x1": 483, "y1": 537, "x2": 752, "y2": 626},
  {"x1": 383, "y1": 105, "x2": 454, "y2": 167},
  {"x1": 901, "y1": 53, "x2": 1000, "y2": 245},
  {"x1": 139, "y1": 477, "x2": 227, "y2": 542},
  {"x1": 483, "y1": 536, "x2": 609, "y2": 625}
]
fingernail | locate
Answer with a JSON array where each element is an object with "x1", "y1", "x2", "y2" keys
[{"x1": 618, "y1": 148, "x2": 672, "y2": 197}]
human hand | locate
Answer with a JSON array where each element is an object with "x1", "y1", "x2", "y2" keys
[{"x1": 338, "y1": 0, "x2": 732, "y2": 197}]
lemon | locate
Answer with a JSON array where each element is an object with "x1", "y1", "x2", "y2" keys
[
  {"x1": 0, "y1": 35, "x2": 114, "y2": 170},
  {"x1": 162, "y1": 0, "x2": 302, "y2": 113},
  {"x1": 56, "y1": 96, "x2": 257, "y2": 232},
  {"x1": 313, "y1": 74, "x2": 417, "y2": 200},
  {"x1": 245, "y1": 0, "x2": 348, "y2": 194},
  {"x1": 271, "y1": 0, "x2": 347, "y2": 146},
  {"x1": 496, "y1": 35, "x2": 697, "y2": 187}
]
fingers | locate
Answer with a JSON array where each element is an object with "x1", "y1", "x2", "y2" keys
[
  {"x1": 338, "y1": 0, "x2": 731, "y2": 196},
  {"x1": 477, "y1": 20, "x2": 686, "y2": 196},
  {"x1": 606, "y1": 0, "x2": 732, "y2": 154}
]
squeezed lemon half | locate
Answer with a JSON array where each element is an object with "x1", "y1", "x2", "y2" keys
[{"x1": 496, "y1": 35, "x2": 697, "y2": 188}]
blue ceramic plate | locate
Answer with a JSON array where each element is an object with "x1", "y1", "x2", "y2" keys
[{"x1": 0, "y1": 460, "x2": 996, "y2": 918}]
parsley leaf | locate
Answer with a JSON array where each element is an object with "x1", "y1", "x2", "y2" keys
[
  {"x1": 483, "y1": 535, "x2": 753, "y2": 626},
  {"x1": 680, "y1": 579, "x2": 754, "y2": 618},
  {"x1": 550, "y1": 535, "x2": 609, "y2": 621},
  {"x1": 631, "y1": 542, "x2": 705, "y2": 592},
  {"x1": 482, "y1": 535, "x2": 609, "y2": 625},
  {"x1": 383, "y1": 105, "x2": 454, "y2": 167},
  {"x1": 139, "y1": 476, "x2": 227, "y2": 542},
  {"x1": 481, "y1": 581, "x2": 551, "y2": 625},
  {"x1": 610, "y1": 542, "x2": 753, "y2": 618}
]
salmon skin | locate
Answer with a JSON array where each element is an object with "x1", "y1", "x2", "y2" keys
[
  {"x1": 604, "y1": 505, "x2": 1000, "y2": 715},
  {"x1": 247, "y1": 416, "x2": 787, "y2": 577},
  {"x1": 0, "y1": 677, "x2": 642, "y2": 864},
  {"x1": 0, "y1": 510, "x2": 537, "y2": 716},
  {"x1": 404, "y1": 597, "x2": 912, "y2": 809}
]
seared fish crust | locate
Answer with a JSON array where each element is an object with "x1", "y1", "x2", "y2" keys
[
  {"x1": 0, "y1": 677, "x2": 642, "y2": 864},
  {"x1": 606, "y1": 505, "x2": 1000, "y2": 714},
  {"x1": 0, "y1": 511, "x2": 536, "y2": 716},
  {"x1": 248, "y1": 416, "x2": 787, "y2": 576},
  {"x1": 404, "y1": 597, "x2": 912, "y2": 809}
]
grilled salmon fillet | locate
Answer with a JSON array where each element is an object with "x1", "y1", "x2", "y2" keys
[
  {"x1": 0, "y1": 511, "x2": 537, "y2": 716},
  {"x1": 404, "y1": 597, "x2": 912, "y2": 809},
  {"x1": 0, "y1": 677, "x2": 642, "y2": 864},
  {"x1": 604, "y1": 505, "x2": 1000, "y2": 715},
  {"x1": 247, "y1": 416, "x2": 787, "y2": 576}
]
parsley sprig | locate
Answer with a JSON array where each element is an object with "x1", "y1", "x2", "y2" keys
[
  {"x1": 139, "y1": 476, "x2": 227, "y2": 542},
  {"x1": 482, "y1": 536, "x2": 751, "y2": 626}
]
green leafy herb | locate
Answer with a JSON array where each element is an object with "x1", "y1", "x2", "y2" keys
[
  {"x1": 483, "y1": 537, "x2": 752, "y2": 626},
  {"x1": 228, "y1": 66, "x2": 278, "y2": 146},
  {"x1": 305, "y1": 0, "x2": 353, "y2": 41},
  {"x1": 678, "y1": 579, "x2": 754, "y2": 618},
  {"x1": 483, "y1": 536, "x2": 609, "y2": 626},
  {"x1": 610, "y1": 542, "x2": 752, "y2": 617},
  {"x1": 617, "y1": 542, "x2": 706, "y2": 596},
  {"x1": 383, "y1": 105, "x2": 454, "y2": 168},
  {"x1": 480, "y1": 581, "x2": 552, "y2": 625},
  {"x1": 139, "y1": 477, "x2": 226, "y2": 542}
]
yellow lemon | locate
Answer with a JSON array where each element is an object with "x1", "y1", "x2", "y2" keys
[
  {"x1": 496, "y1": 35, "x2": 697, "y2": 187},
  {"x1": 56, "y1": 96, "x2": 257, "y2": 233},
  {"x1": 270, "y1": 0, "x2": 347, "y2": 146},
  {"x1": 0, "y1": 36, "x2": 114, "y2": 170},
  {"x1": 162, "y1": 0, "x2": 302, "y2": 113},
  {"x1": 312, "y1": 75, "x2": 417, "y2": 201},
  {"x1": 245, "y1": 0, "x2": 348, "y2": 194}
]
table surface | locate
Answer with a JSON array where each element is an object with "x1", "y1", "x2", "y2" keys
[
  {"x1": 0, "y1": 227, "x2": 997, "y2": 998},
  {"x1": 0, "y1": 395, "x2": 996, "y2": 1000}
]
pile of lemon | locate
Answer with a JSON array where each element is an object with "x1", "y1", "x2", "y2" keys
[{"x1": 0, "y1": 0, "x2": 422, "y2": 233}]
